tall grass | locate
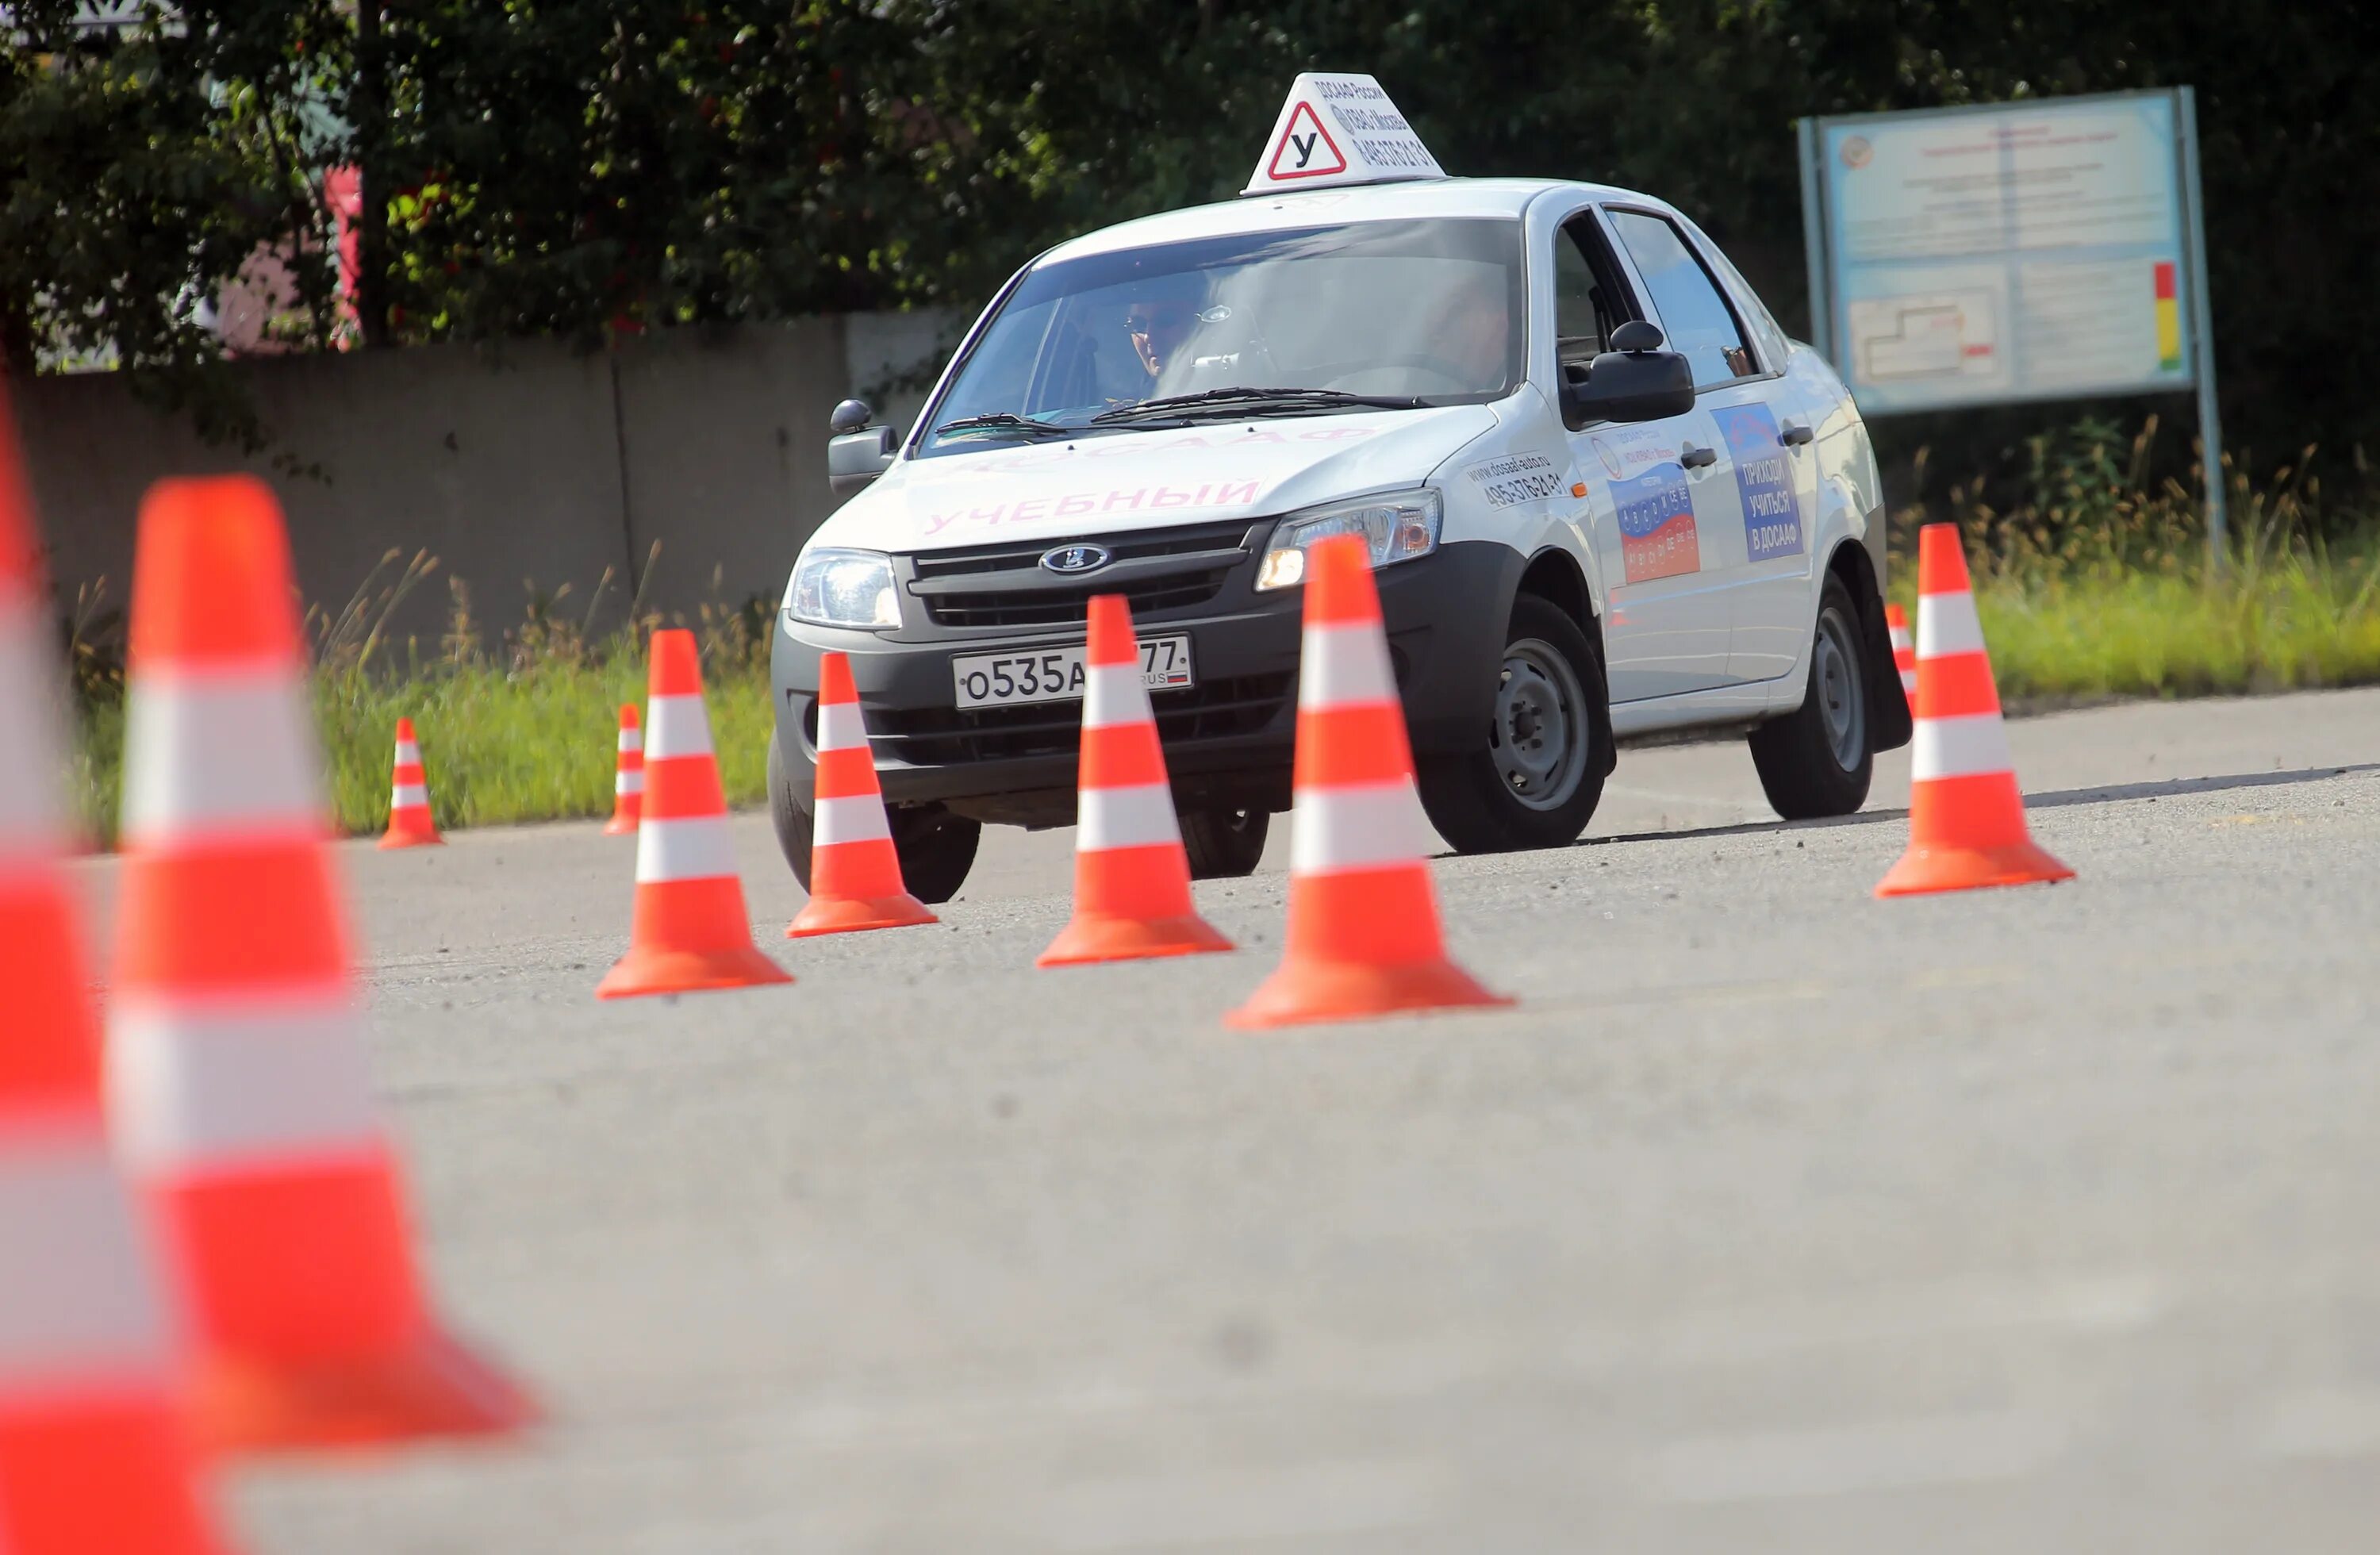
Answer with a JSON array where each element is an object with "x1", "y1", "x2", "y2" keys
[
  {"x1": 68, "y1": 545, "x2": 777, "y2": 845},
  {"x1": 1891, "y1": 417, "x2": 2380, "y2": 704}
]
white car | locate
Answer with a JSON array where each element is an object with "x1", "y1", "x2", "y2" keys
[{"x1": 770, "y1": 75, "x2": 1909, "y2": 900}]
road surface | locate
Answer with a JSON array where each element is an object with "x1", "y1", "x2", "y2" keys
[{"x1": 71, "y1": 689, "x2": 2380, "y2": 1552}]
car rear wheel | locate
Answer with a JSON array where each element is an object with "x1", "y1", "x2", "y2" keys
[
  {"x1": 1180, "y1": 805, "x2": 1269, "y2": 879},
  {"x1": 1415, "y1": 593, "x2": 1610, "y2": 854},
  {"x1": 1748, "y1": 573, "x2": 1875, "y2": 820},
  {"x1": 769, "y1": 736, "x2": 981, "y2": 903}
]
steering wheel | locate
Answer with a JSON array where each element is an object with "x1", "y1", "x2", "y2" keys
[{"x1": 1315, "y1": 354, "x2": 1474, "y2": 395}]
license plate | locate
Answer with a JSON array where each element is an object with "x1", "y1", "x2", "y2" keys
[{"x1": 950, "y1": 635, "x2": 1194, "y2": 708}]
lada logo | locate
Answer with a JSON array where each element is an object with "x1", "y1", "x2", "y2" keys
[{"x1": 1040, "y1": 543, "x2": 1112, "y2": 574}]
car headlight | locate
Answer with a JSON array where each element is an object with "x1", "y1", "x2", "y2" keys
[
  {"x1": 1255, "y1": 490, "x2": 1441, "y2": 591},
  {"x1": 787, "y1": 548, "x2": 901, "y2": 629}
]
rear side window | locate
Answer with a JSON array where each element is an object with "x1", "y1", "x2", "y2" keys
[{"x1": 1607, "y1": 209, "x2": 1757, "y2": 389}]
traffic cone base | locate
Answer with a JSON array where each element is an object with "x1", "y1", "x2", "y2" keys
[
  {"x1": 0, "y1": 1400, "x2": 229, "y2": 1555},
  {"x1": 601, "y1": 812, "x2": 637, "y2": 837},
  {"x1": 1227, "y1": 954, "x2": 1511, "y2": 1030},
  {"x1": 1875, "y1": 838, "x2": 2075, "y2": 898},
  {"x1": 788, "y1": 889, "x2": 936, "y2": 939},
  {"x1": 377, "y1": 812, "x2": 442, "y2": 849},
  {"x1": 1037, "y1": 908, "x2": 1234, "y2": 967},
  {"x1": 597, "y1": 941, "x2": 790, "y2": 1000},
  {"x1": 196, "y1": 1324, "x2": 530, "y2": 1453}
]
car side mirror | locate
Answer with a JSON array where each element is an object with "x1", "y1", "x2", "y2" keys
[
  {"x1": 827, "y1": 400, "x2": 897, "y2": 495},
  {"x1": 1561, "y1": 321, "x2": 1694, "y2": 426}
]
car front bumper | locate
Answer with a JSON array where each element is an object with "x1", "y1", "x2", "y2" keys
[{"x1": 770, "y1": 535, "x2": 1520, "y2": 828}]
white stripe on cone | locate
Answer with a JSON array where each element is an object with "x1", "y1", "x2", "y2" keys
[
  {"x1": 1289, "y1": 779, "x2": 1433, "y2": 873},
  {"x1": 634, "y1": 814, "x2": 737, "y2": 883},
  {"x1": 0, "y1": 609, "x2": 60, "y2": 864},
  {"x1": 812, "y1": 793, "x2": 892, "y2": 847},
  {"x1": 617, "y1": 728, "x2": 643, "y2": 754},
  {"x1": 107, "y1": 996, "x2": 382, "y2": 1173},
  {"x1": 390, "y1": 783, "x2": 430, "y2": 808},
  {"x1": 816, "y1": 701, "x2": 869, "y2": 753},
  {"x1": 120, "y1": 672, "x2": 320, "y2": 843},
  {"x1": 0, "y1": 1125, "x2": 173, "y2": 1380},
  {"x1": 1301, "y1": 621, "x2": 1399, "y2": 708},
  {"x1": 1082, "y1": 662, "x2": 1154, "y2": 730},
  {"x1": 1915, "y1": 591, "x2": 1987, "y2": 658},
  {"x1": 645, "y1": 693, "x2": 713, "y2": 760},
  {"x1": 615, "y1": 770, "x2": 644, "y2": 796},
  {"x1": 1899, "y1": 668, "x2": 1918, "y2": 694},
  {"x1": 1910, "y1": 711, "x2": 2017, "y2": 781},
  {"x1": 1077, "y1": 782, "x2": 1182, "y2": 851},
  {"x1": 393, "y1": 740, "x2": 421, "y2": 766},
  {"x1": 1888, "y1": 624, "x2": 1914, "y2": 651}
]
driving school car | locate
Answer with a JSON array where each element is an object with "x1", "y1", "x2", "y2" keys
[{"x1": 768, "y1": 72, "x2": 1910, "y2": 902}]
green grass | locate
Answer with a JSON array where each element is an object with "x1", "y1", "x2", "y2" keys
[{"x1": 61, "y1": 422, "x2": 2380, "y2": 841}]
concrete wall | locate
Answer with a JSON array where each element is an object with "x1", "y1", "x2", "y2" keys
[{"x1": 13, "y1": 312, "x2": 962, "y2": 649}]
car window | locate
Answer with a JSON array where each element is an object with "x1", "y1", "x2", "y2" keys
[
  {"x1": 1607, "y1": 209, "x2": 1757, "y2": 389},
  {"x1": 923, "y1": 217, "x2": 1526, "y2": 455},
  {"x1": 1552, "y1": 220, "x2": 1612, "y2": 369}
]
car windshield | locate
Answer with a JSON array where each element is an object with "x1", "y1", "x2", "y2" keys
[{"x1": 921, "y1": 217, "x2": 1523, "y2": 455}]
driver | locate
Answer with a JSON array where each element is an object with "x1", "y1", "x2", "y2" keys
[
  {"x1": 1122, "y1": 272, "x2": 1207, "y2": 383},
  {"x1": 1433, "y1": 274, "x2": 1511, "y2": 390}
]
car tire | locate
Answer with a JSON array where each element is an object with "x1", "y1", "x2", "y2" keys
[
  {"x1": 1749, "y1": 573, "x2": 1875, "y2": 820},
  {"x1": 1180, "y1": 806, "x2": 1269, "y2": 879},
  {"x1": 1415, "y1": 593, "x2": 1610, "y2": 854},
  {"x1": 769, "y1": 735, "x2": 981, "y2": 902}
]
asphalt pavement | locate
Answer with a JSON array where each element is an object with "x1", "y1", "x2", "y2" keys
[{"x1": 70, "y1": 688, "x2": 2380, "y2": 1552}]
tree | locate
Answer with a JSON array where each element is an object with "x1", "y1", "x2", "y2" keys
[{"x1": 0, "y1": 1, "x2": 351, "y2": 445}]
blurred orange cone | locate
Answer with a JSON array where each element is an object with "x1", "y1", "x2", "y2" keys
[
  {"x1": 0, "y1": 389, "x2": 233, "y2": 1551},
  {"x1": 1227, "y1": 536, "x2": 1508, "y2": 1028},
  {"x1": 108, "y1": 476, "x2": 532, "y2": 1452},
  {"x1": 1885, "y1": 601, "x2": 1916, "y2": 710},
  {"x1": 787, "y1": 653, "x2": 935, "y2": 938},
  {"x1": 598, "y1": 629, "x2": 791, "y2": 996},
  {"x1": 378, "y1": 716, "x2": 443, "y2": 848},
  {"x1": 1038, "y1": 596, "x2": 1230, "y2": 966},
  {"x1": 604, "y1": 703, "x2": 643, "y2": 835},
  {"x1": 1875, "y1": 524, "x2": 2074, "y2": 897}
]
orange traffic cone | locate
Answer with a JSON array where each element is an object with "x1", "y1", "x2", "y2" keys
[
  {"x1": 1875, "y1": 524, "x2": 2074, "y2": 897},
  {"x1": 787, "y1": 653, "x2": 935, "y2": 938},
  {"x1": 597, "y1": 629, "x2": 791, "y2": 996},
  {"x1": 108, "y1": 475, "x2": 532, "y2": 1452},
  {"x1": 378, "y1": 716, "x2": 443, "y2": 848},
  {"x1": 1227, "y1": 536, "x2": 1508, "y2": 1027},
  {"x1": 604, "y1": 703, "x2": 643, "y2": 835},
  {"x1": 1038, "y1": 596, "x2": 1231, "y2": 966},
  {"x1": 0, "y1": 389, "x2": 232, "y2": 1553},
  {"x1": 1885, "y1": 601, "x2": 1916, "y2": 710}
]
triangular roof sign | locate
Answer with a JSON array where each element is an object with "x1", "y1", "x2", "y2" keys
[{"x1": 1243, "y1": 73, "x2": 1445, "y2": 196}]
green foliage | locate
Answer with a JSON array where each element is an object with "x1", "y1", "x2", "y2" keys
[
  {"x1": 0, "y1": 1, "x2": 352, "y2": 446},
  {"x1": 7, "y1": 0, "x2": 2378, "y2": 471}
]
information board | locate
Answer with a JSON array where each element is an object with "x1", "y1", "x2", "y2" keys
[
  {"x1": 1798, "y1": 87, "x2": 2225, "y2": 548},
  {"x1": 1799, "y1": 90, "x2": 2212, "y2": 415}
]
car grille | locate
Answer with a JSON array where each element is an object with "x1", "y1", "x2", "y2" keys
[
  {"x1": 867, "y1": 672, "x2": 1293, "y2": 766},
  {"x1": 907, "y1": 520, "x2": 1257, "y2": 628}
]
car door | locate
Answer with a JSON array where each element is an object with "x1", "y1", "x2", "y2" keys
[
  {"x1": 1553, "y1": 212, "x2": 1736, "y2": 701},
  {"x1": 1605, "y1": 207, "x2": 1818, "y2": 685}
]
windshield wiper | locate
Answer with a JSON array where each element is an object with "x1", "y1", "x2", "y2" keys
[
  {"x1": 1091, "y1": 386, "x2": 1429, "y2": 424},
  {"x1": 933, "y1": 412, "x2": 1079, "y2": 440}
]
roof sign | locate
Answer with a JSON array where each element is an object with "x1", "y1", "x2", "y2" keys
[{"x1": 1243, "y1": 74, "x2": 1445, "y2": 196}]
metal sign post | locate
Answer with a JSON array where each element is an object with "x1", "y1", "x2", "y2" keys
[{"x1": 1798, "y1": 87, "x2": 2225, "y2": 566}]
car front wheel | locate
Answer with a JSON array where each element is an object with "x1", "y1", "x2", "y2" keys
[
  {"x1": 1415, "y1": 593, "x2": 1610, "y2": 854},
  {"x1": 769, "y1": 736, "x2": 981, "y2": 903}
]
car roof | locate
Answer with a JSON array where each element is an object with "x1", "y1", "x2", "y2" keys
[{"x1": 1040, "y1": 177, "x2": 1677, "y2": 263}]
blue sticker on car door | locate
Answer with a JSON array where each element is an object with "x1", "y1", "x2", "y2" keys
[{"x1": 1710, "y1": 403, "x2": 1804, "y2": 561}]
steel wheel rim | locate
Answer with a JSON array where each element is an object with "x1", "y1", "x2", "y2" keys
[
  {"x1": 1814, "y1": 605, "x2": 1865, "y2": 772},
  {"x1": 1491, "y1": 637, "x2": 1588, "y2": 812}
]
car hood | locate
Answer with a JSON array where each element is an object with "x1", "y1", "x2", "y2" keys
[{"x1": 814, "y1": 405, "x2": 1500, "y2": 555}]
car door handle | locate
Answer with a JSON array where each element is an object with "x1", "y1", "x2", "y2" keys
[
  {"x1": 1679, "y1": 443, "x2": 1718, "y2": 470},
  {"x1": 1779, "y1": 420, "x2": 1815, "y2": 447}
]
